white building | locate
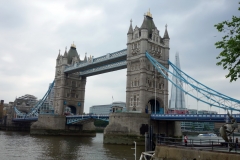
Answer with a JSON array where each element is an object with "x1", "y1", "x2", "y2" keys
[
  {"x1": 89, "y1": 104, "x2": 112, "y2": 114},
  {"x1": 89, "y1": 101, "x2": 126, "y2": 114}
]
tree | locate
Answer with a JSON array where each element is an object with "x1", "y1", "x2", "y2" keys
[
  {"x1": 94, "y1": 119, "x2": 109, "y2": 127},
  {"x1": 203, "y1": 124, "x2": 210, "y2": 131},
  {"x1": 214, "y1": 3, "x2": 240, "y2": 82}
]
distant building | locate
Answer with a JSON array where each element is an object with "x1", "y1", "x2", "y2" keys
[
  {"x1": 89, "y1": 104, "x2": 112, "y2": 115},
  {"x1": 14, "y1": 94, "x2": 38, "y2": 113},
  {"x1": 187, "y1": 109, "x2": 197, "y2": 114},
  {"x1": 89, "y1": 101, "x2": 126, "y2": 114},
  {"x1": 169, "y1": 53, "x2": 186, "y2": 109},
  {"x1": 46, "y1": 83, "x2": 54, "y2": 106},
  {"x1": 181, "y1": 121, "x2": 215, "y2": 131},
  {"x1": 41, "y1": 83, "x2": 55, "y2": 114},
  {"x1": 181, "y1": 109, "x2": 218, "y2": 131},
  {"x1": 167, "y1": 108, "x2": 218, "y2": 131},
  {"x1": 15, "y1": 94, "x2": 38, "y2": 106},
  {"x1": 197, "y1": 110, "x2": 217, "y2": 114},
  {"x1": 110, "y1": 101, "x2": 126, "y2": 113}
]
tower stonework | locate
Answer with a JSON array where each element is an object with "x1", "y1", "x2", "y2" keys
[
  {"x1": 30, "y1": 44, "x2": 96, "y2": 135},
  {"x1": 126, "y1": 11, "x2": 170, "y2": 114},
  {"x1": 53, "y1": 44, "x2": 86, "y2": 115},
  {"x1": 103, "y1": 11, "x2": 180, "y2": 145}
]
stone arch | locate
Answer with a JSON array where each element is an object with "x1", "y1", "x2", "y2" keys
[
  {"x1": 145, "y1": 97, "x2": 164, "y2": 114},
  {"x1": 64, "y1": 105, "x2": 77, "y2": 115}
]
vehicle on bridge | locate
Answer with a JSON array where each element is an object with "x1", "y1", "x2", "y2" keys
[{"x1": 167, "y1": 108, "x2": 188, "y2": 114}]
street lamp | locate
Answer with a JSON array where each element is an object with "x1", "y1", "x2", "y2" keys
[{"x1": 152, "y1": 68, "x2": 156, "y2": 114}]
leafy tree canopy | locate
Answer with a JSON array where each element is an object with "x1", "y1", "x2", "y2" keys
[
  {"x1": 214, "y1": 3, "x2": 240, "y2": 82},
  {"x1": 94, "y1": 119, "x2": 109, "y2": 127}
]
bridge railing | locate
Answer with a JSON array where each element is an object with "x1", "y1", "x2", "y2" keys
[
  {"x1": 66, "y1": 114, "x2": 109, "y2": 125},
  {"x1": 151, "y1": 114, "x2": 240, "y2": 122},
  {"x1": 156, "y1": 136, "x2": 239, "y2": 153}
]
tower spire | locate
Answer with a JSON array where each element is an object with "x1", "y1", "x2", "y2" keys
[
  {"x1": 127, "y1": 19, "x2": 133, "y2": 34},
  {"x1": 146, "y1": 8, "x2": 152, "y2": 18},
  {"x1": 71, "y1": 41, "x2": 76, "y2": 48},
  {"x1": 163, "y1": 24, "x2": 170, "y2": 39},
  {"x1": 57, "y1": 50, "x2": 61, "y2": 59},
  {"x1": 84, "y1": 52, "x2": 87, "y2": 62},
  {"x1": 64, "y1": 47, "x2": 67, "y2": 57}
]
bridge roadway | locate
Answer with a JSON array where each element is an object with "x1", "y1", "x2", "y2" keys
[{"x1": 12, "y1": 114, "x2": 240, "y2": 124}]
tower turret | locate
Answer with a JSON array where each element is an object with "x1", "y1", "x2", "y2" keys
[
  {"x1": 67, "y1": 42, "x2": 80, "y2": 64},
  {"x1": 127, "y1": 19, "x2": 133, "y2": 43},
  {"x1": 126, "y1": 10, "x2": 170, "y2": 114},
  {"x1": 140, "y1": 10, "x2": 156, "y2": 39},
  {"x1": 163, "y1": 24, "x2": 170, "y2": 48},
  {"x1": 62, "y1": 47, "x2": 68, "y2": 65}
]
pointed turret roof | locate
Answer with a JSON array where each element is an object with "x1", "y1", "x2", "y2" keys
[
  {"x1": 84, "y1": 53, "x2": 87, "y2": 62},
  {"x1": 67, "y1": 42, "x2": 79, "y2": 64},
  {"x1": 127, "y1": 19, "x2": 133, "y2": 34},
  {"x1": 163, "y1": 24, "x2": 170, "y2": 39},
  {"x1": 57, "y1": 50, "x2": 61, "y2": 59},
  {"x1": 140, "y1": 10, "x2": 156, "y2": 38},
  {"x1": 63, "y1": 47, "x2": 67, "y2": 57}
]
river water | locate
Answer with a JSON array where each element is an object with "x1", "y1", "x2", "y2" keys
[
  {"x1": 0, "y1": 131, "x2": 145, "y2": 160},
  {"x1": 1, "y1": 131, "x2": 239, "y2": 160}
]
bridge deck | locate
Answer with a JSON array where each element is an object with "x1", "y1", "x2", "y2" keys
[
  {"x1": 12, "y1": 114, "x2": 240, "y2": 123},
  {"x1": 151, "y1": 114, "x2": 240, "y2": 122}
]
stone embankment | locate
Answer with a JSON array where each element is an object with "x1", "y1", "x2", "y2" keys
[{"x1": 153, "y1": 145, "x2": 240, "y2": 160}]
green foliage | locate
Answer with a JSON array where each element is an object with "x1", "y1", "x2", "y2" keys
[
  {"x1": 214, "y1": 3, "x2": 240, "y2": 82},
  {"x1": 94, "y1": 119, "x2": 109, "y2": 127},
  {"x1": 191, "y1": 125, "x2": 195, "y2": 131},
  {"x1": 203, "y1": 125, "x2": 210, "y2": 131}
]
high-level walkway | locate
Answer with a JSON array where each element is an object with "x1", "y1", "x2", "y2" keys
[{"x1": 64, "y1": 49, "x2": 127, "y2": 76}]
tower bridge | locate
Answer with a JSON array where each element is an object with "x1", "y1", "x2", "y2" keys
[{"x1": 11, "y1": 10, "x2": 240, "y2": 143}]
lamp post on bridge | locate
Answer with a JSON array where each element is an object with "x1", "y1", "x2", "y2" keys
[
  {"x1": 155, "y1": 67, "x2": 156, "y2": 114},
  {"x1": 152, "y1": 68, "x2": 156, "y2": 114}
]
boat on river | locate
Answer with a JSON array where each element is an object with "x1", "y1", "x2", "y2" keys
[{"x1": 198, "y1": 133, "x2": 217, "y2": 137}]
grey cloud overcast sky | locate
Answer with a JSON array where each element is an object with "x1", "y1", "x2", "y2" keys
[{"x1": 0, "y1": 0, "x2": 239, "y2": 113}]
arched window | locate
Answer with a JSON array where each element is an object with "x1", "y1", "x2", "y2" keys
[{"x1": 134, "y1": 95, "x2": 136, "y2": 106}]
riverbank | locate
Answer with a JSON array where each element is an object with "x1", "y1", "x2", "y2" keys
[{"x1": 153, "y1": 145, "x2": 240, "y2": 160}]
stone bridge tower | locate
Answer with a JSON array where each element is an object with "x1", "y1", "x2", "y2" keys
[
  {"x1": 53, "y1": 44, "x2": 86, "y2": 115},
  {"x1": 126, "y1": 11, "x2": 170, "y2": 114}
]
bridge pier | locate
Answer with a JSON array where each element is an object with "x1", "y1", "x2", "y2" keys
[
  {"x1": 104, "y1": 112, "x2": 181, "y2": 145},
  {"x1": 30, "y1": 114, "x2": 96, "y2": 136},
  {"x1": 104, "y1": 112, "x2": 150, "y2": 145},
  {"x1": 151, "y1": 120, "x2": 181, "y2": 137}
]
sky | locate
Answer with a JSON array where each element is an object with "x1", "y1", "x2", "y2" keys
[{"x1": 0, "y1": 0, "x2": 239, "y2": 114}]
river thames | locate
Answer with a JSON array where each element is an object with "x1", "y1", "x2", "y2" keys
[{"x1": 0, "y1": 131, "x2": 145, "y2": 160}]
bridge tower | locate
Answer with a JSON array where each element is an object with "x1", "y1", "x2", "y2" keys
[
  {"x1": 53, "y1": 44, "x2": 86, "y2": 115},
  {"x1": 126, "y1": 10, "x2": 170, "y2": 114}
]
